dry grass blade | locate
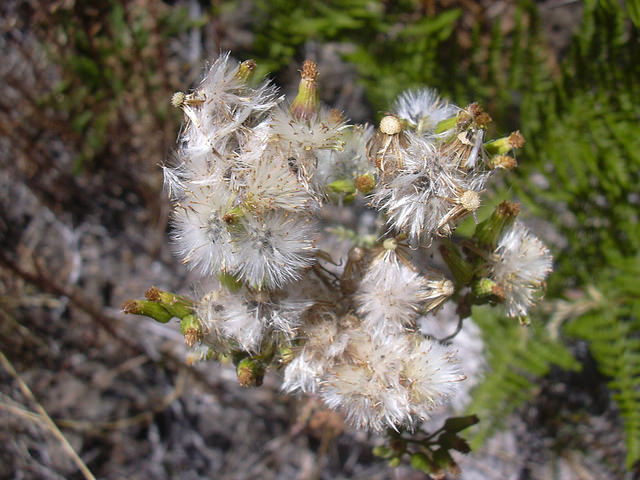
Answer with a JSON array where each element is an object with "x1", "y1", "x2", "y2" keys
[{"x1": 0, "y1": 350, "x2": 97, "y2": 480}]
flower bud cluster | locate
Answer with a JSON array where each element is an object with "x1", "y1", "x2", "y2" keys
[{"x1": 155, "y1": 53, "x2": 552, "y2": 432}]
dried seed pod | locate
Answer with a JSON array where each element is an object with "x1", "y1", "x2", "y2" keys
[{"x1": 366, "y1": 115, "x2": 408, "y2": 181}]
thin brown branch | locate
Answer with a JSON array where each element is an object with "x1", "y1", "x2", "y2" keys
[
  {"x1": 0, "y1": 249, "x2": 138, "y2": 352},
  {"x1": 0, "y1": 249, "x2": 231, "y2": 400},
  {"x1": 437, "y1": 315, "x2": 465, "y2": 343}
]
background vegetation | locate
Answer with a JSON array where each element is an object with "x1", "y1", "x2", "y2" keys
[{"x1": 1, "y1": 0, "x2": 638, "y2": 478}]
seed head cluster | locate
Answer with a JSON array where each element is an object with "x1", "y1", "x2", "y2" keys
[{"x1": 162, "y1": 53, "x2": 553, "y2": 432}]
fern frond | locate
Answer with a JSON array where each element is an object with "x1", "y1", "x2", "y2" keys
[
  {"x1": 467, "y1": 306, "x2": 579, "y2": 447},
  {"x1": 564, "y1": 257, "x2": 640, "y2": 469}
]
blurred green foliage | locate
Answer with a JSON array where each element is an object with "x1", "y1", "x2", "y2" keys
[
  {"x1": 467, "y1": 306, "x2": 580, "y2": 446},
  {"x1": 245, "y1": 0, "x2": 550, "y2": 123},
  {"x1": 39, "y1": 1, "x2": 196, "y2": 172},
  {"x1": 514, "y1": 0, "x2": 640, "y2": 468}
]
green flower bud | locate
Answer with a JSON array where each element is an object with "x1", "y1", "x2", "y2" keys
[
  {"x1": 410, "y1": 452, "x2": 437, "y2": 474},
  {"x1": 235, "y1": 59, "x2": 257, "y2": 83},
  {"x1": 180, "y1": 314, "x2": 203, "y2": 347},
  {"x1": 473, "y1": 277, "x2": 505, "y2": 300},
  {"x1": 354, "y1": 174, "x2": 376, "y2": 194},
  {"x1": 388, "y1": 457, "x2": 401, "y2": 468},
  {"x1": 122, "y1": 299, "x2": 173, "y2": 323},
  {"x1": 372, "y1": 446, "x2": 394, "y2": 459},
  {"x1": 473, "y1": 201, "x2": 520, "y2": 250},
  {"x1": 433, "y1": 448, "x2": 458, "y2": 472},
  {"x1": 484, "y1": 131, "x2": 525, "y2": 155},
  {"x1": 328, "y1": 178, "x2": 356, "y2": 202},
  {"x1": 439, "y1": 241, "x2": 473, "y2": 286},
  {"x1": 236, "y1": 357, "x2": 266, "y2": 387},
  {"x1": 290, "y1": 60, "x2": 320, "y2": 121},
  {"x1": 145, "y1": 286, "x2": 194, "y2": 318},
  {"x1": 328, "y1": 178, "x2": 356, "y2": 195},
  {"x1": 443, "y1": 414, "x2": 479, "y2": 433}
]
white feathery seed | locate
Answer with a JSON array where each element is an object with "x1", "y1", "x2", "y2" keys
[
  {"x1": 315, "y1": 125, "x2": 374, "y2": 187},
  {"x1": 270, "y1": 107, "x2": 347, "y2": 153},
  {"x1": 230, "y1": 211, "x2": 317, "y2": 289},
  {"x1": 199, "y1": 287, "x2": 314, "y2": 352},
  {"x1": 207, "y1": 288, "x2": 266, "y2": 352},
  {"x1": 401, "y1": 336, "x2": 466, "y2": 422},
  {"x1": 236, "y1": 152, "x2": 312, "y2": 213},
  {"x1": 356, "y1": 257, "x2": 427, "y2": 337},
  {"x1": 196, "y1": 53, "x2": 279, "y2": 120},
  {"x1": 393, "y1": 88, "x2": 459, "y2": 134},
  {"x1": 490, "y1": 221, "x2": 553, "y2": 318},
  {"x1": 170, "y1": 185, "x2": 238, "y2": 276},
  {"x1": 318, "y1": 328, "x2": 465, "y2": 431},
  {"x1": 283, "y1": 315, "x2": 351, "y2": 393}
]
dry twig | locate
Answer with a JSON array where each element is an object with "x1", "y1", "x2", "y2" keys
[{"x1": 0, "y1": 350, "x2": 96, "y2": 480}]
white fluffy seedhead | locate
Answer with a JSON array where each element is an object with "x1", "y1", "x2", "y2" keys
[
  {"x1": 315, "y1": 124, "x2": 374, "y2": 187},
  {"x1": 282, "y1": 313, "x2": 352, "y2": 394},
  {"x1": 378, "y1": 159, "x2": 490, "y2": 242},
  {"x1": 196, "y1": 53, "x2": 279, "y2": 122},
  {"x1": 320, "y1": 329, "x2": 411, "y2": 431},
  {"x1": 490, "y1": 221, "x2": 553, "y2": 318},
  {"x1": 267, "y1": 107, "x2": 348, "y2": 200},
  {"x1": 401, "y1": 336, "x2": 466, "y2": 422},
  {"x1": 170, "y1": 184, "x2": 238, "y2": 276},
  {"x1": 230, "y1": 210, "x2": 317, "y2": 289},
  {"x1": 270, "y1": 106, "x2": 347, "y2": 153},
  {"x1": 356, "y1": 255, "x2": 427, "y2": 337},
  {"x1": 364, "y1": 92, "x2": 497, "y2": 243},
  {"x1": 199, "y1": 286, "x2": 314, "y2": 353},
  {"x1": 318, "y1": 328, "x2": 465, "y2": 431},
  {"x1": 173, "y1": 54, "x2": 282, "y2": 190},
  {"x1": 368, "y1": 127, "x2": 486, "y2": 242},
  {"x1": 236, "y1": 151, "x2": 312, "y2": 213}
]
